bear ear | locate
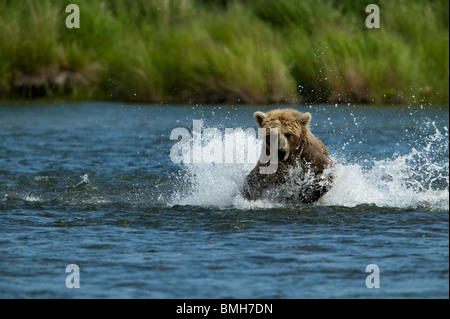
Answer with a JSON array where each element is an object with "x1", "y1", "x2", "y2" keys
[
  {"x1": 254, "y1": 111, "x2": 266, "y2": 127},
  {"x1": 298, "y1": 112, "x2": 311, "y2": 125}
]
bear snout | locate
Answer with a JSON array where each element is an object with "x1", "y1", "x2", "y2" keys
[
  {"x1": 278, "y1": 149, "x2": 287, "y2": 161},
  {"x1": 277, "y1": 135, "x2": 290, "y2": 161}
]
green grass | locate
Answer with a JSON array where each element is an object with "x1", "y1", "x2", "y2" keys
[{"x1": 0, "y1": 0, "x2": 448, "y2": 105}]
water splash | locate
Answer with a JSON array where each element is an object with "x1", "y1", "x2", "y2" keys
[
  {"x1": 321, "y1": 120, "x2": 448, "y2": 210},
  {"x1": 169, "y1": 128, "x2": 259, "y2": 208},
  {"x1": 73, "y1": 173, "x2": 90, "y2": 188},
  {"x1": 170, "y1": 120, "x2": 449, "y2": 211}
]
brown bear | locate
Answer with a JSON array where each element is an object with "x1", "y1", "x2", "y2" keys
[{"x1": 241, "y1": 108, "x2": 333, "y2": 203}]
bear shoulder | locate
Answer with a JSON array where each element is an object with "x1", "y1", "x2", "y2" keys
[{"x1": 299, "y1": 131, "x2": 332, "y2": 171}]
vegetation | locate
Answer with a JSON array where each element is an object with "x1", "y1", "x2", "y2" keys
[{"x1": 0, "y1": 0, "x2": 448, "y2": 105}]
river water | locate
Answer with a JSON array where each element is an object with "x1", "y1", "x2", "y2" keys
[{"x1": 0, "y1": 102, "x2": 448, "y2": 298}]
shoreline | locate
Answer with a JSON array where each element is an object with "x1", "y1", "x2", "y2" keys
[
  {"x1": 0, "y1": 98, "x2": 447, "y2": 109},
  {"x1": 0, "y1": 0, "x2": 448, "y2": 106}
]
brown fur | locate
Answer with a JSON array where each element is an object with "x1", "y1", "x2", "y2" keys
[{"x1": 242, "y1": 108, "x2": 334, "y2": 203}]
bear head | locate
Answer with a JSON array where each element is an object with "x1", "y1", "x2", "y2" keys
[{"x1": 254, "y1": 108, "x2": 311, "y2": 162}]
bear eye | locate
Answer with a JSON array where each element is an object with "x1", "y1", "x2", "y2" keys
[{"x1": 285, "y1": 133, "x2": 292, "y2": 140}]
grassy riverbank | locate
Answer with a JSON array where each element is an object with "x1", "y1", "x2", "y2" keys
[{"x1": 0, "y1": 0, "x2": 448, "y2": 105}]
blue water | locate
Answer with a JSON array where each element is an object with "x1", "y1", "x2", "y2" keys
[{"x1": 0, "y1": 102, "x2": 448, "y2": 298}]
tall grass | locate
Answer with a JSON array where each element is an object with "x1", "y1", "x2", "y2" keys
[{"x1": 0, "y1": 0, "x2": 448, "y2": 105}]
